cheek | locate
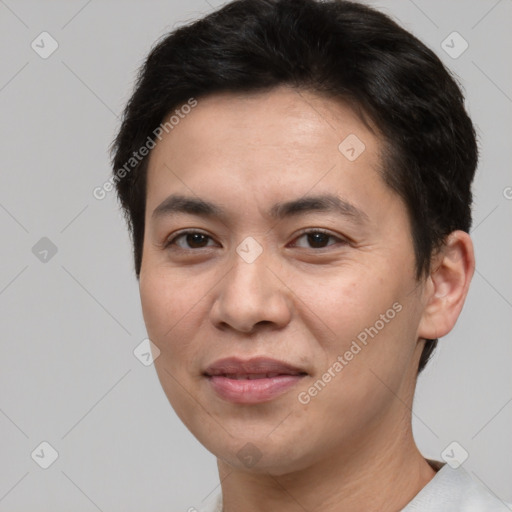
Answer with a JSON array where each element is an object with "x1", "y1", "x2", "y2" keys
[
  {"x1": 139, "y1": 269, "x2": 208, "y2": 355},
  {"x1": 291, "y1": 268, "x2": 395, "y2": 348},
  {"x1": 292, "y1": 268, "x2": 416, "y2": 391},
  {"x1": 139, "y1": 270, "x2": 209, "y2": 422}
]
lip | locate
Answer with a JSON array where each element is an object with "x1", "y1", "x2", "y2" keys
[{"x1": 203, "y1": 356, "x2": 308, "y2": 404}]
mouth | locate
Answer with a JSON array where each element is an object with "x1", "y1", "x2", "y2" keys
[
  {"x1": 203, "y1": 356, "x2": 308, "y2": 404},
  {"x1": 210, "y1": 372, "x2": 304, "y2": 380}
]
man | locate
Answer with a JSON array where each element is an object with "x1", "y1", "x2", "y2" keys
[{"x1": 110, "y1": 0, "x2": 510, "y2": 510}]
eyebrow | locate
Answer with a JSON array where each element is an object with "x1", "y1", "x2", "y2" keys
[{"x1": 151, "y1": 193, "x2": 370, "y2": 225}]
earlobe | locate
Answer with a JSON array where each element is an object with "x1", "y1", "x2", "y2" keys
[{"x1": 417, "y1": 231, "x2": 475, "y2": 340}]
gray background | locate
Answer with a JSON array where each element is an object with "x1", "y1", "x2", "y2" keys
[{"x1": 0, "y1": 0, "x2": 511, "y2": 510}]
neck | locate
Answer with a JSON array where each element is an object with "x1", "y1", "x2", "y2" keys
[{"x1": 216, "y1": 409, "x2": 437, "y2": 512}]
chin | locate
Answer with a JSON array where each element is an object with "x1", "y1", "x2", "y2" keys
[{"x1": 197, "y1": 428, "x2": 320, "y2": 476}]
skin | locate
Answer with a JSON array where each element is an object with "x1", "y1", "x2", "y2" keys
[{"x1": 139, "y1": 86, "x2": 474, "y2": 512}]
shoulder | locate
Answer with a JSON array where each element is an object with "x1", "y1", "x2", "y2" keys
[
  {"x1": 402, "y1": 460, "x2": 512, "y2": 511},
  {"x1": 197, "y1": 463, "x2": 512, "y2": 512}
]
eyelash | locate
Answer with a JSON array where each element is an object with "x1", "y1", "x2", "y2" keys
[{"x1": 164, "y1": 228, "x2": 348, "y2": 251}]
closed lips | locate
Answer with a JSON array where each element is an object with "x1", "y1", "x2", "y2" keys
[
  {"x1": 204, "y1": 357, "x2": 308, "y2": 404},
  {"x1": 203, "y1": 357, "x2": 308, "y2": 378},
  {"x1": 217, "y1": 373, "x2": 306, "y2": 380}
]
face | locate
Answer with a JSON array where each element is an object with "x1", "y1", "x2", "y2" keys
[{"x1": 139, "y1": 86, "x2": 428, "y2": 475}]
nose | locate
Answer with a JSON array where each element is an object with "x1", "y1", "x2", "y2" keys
[{"x1": 209, "y1": 248, "x2": 293, "y2": 334}]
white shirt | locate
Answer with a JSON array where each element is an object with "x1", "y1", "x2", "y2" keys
[{"x1": 198, "y1": 460, "x2": 511, "y2": 512}]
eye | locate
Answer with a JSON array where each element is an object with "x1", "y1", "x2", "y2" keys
[
  {"x1": 290, "y1": 229, "x2": 347, "y2": 249},
  {"x1": 165, "y1": 230, "x2": 218, "y2": 250},
  {"x1": 164, "y1": 229, "x2": 347, "y2": 251}
]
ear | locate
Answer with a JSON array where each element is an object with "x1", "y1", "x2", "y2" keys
[{"x1": 417, "y1": 230, "x2": 475, "y2": 340}]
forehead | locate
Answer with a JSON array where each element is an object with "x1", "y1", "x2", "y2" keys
[
  {"x1": 152, "y1": 86, "x2": 378, "y2": 154},
  {"x1": 145, "y1": 86, "x2": 386, "y2": 216}
]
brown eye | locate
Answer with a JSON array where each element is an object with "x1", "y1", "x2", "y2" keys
[
  {"x1": 166, "y1": 231, "x2": 216, "y2": 250},
  {"x1": 305, "y1": 232, "x2": 331, "y2": 248},
  {"x1": 292, "y1": 230, "x2": 346, "y2": 249}
]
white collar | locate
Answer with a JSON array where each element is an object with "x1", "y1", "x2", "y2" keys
[{"x1": 199, "y1": 460, "x2": 510, "y2": 512}]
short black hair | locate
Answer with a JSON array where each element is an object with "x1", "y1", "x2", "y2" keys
[{"x1": 110, "y1": 0, "x2": 478, "y2": 374}]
